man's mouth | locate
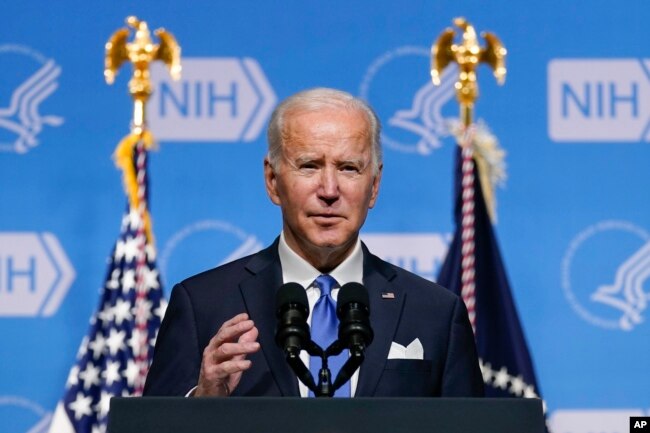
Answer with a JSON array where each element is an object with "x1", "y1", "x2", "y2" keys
[{"x1": 311, "y1": 213, "x2": 344, "y2": 222}]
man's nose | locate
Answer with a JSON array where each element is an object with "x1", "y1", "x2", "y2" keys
[{"x1": 318, "y1": 167, "x2": 339, "y2": 201}]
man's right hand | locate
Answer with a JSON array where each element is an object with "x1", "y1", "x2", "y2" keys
[{"x1": 194, "y1": 313, "x2": 260, "y2": 397}]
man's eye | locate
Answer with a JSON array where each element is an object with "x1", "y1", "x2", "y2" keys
[
  {"x1": 299, "y1": 163, "x2": 318, "y2": 170},
  {"x1": 341, "y1": 165, "x2": 360, "y2": 173}
]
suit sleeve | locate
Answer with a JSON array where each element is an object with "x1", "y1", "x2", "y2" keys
[
  {"x1": 441, "y1": 296, "x2": 485, "y2": 397},
  {"x1": 143, "y1": 283, "x2": 202, "y2": 396}
]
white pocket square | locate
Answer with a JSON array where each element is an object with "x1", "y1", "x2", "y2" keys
[{"x1": 387, "y1": 338, "x2": 424, "y2": 360}]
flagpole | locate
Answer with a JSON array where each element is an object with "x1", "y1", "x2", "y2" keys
[
  {"x1": 433, "y1": 19, "x2": 545, "y2": 411},
  {"x1": 431, "y1": 17, "x2": 507, "y2": 223},
  {"x1": 430, "y1": 18, "x2": 506, "y2": 333},
  {"x1": 104, "y1": 16, "x2": 181, "y2": 395},
  {"x1": 105, "y1": 15, "x2": 181, "y2": 241}
]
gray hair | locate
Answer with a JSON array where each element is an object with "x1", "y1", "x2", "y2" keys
[{"x1": 266, "y1": 88, "x2": 382, "y2": 175}]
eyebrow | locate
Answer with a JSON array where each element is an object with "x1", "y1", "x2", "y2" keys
[
  {"x1": 293, "y1": 155, "x2": 323, "y2": 165},
  {"x1": 338, "y1": 158, "x2": 366, "y2": 167},
  {"x1": 291, "y1": 155, "x2": 367, "y2": 167}
]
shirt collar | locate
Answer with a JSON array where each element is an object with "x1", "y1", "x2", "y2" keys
[{"x1": 278, "y1": 231, "x2": 364, "y2": 289}]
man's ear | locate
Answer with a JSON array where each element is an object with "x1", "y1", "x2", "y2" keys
[
  {"x1": 368, "y1": 163, "x2": 383, "y2": 209},
  {"x1": 264, "y1": 158, "x2": 281, "y2": 205}
]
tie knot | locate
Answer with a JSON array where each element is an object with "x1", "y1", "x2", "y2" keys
[{"x1": 315, "y1": 274, "x2": 337, "y2": 297}]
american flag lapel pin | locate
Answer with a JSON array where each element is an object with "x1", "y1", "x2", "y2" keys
[{"x1": 381, "y1": 292, "x2": 395, "y2": 299}]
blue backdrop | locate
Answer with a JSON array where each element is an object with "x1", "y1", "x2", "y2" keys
[{"x1": 1, "y1": 1, "x2": 649, "y2": 432}]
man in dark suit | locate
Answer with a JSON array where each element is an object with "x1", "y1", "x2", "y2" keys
[{"x1": 143, "y1": 88, "x2": 483, "y2": 398}]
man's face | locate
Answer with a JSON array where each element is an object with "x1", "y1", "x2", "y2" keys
[{"x1": 265, "y1": 107, "x2": 382, "y2": 267}]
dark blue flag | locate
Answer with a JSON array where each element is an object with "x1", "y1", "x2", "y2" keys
[
  {"x1": 438, "y1": 139, "x2": 543, "y2": 400},
  {"x1": 49, "y1": 140, "x2": 166, "y2": 433}
]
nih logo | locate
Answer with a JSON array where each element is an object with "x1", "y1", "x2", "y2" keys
[
  {"x1": 549, "y1": 410, "x2": 650, "y2": 433},
  {"x1": 0, "y1": 232, "x2": 75, "y2": 317},
  {"x1": 548, "y1": 59, "x2": 650, "y2": 142},
  {"x1": 149, "y1": 58, "x2": 276, "y2": 142},
  {"x1": 361, "y1": 233, "x2": 450, "y2": 282}
]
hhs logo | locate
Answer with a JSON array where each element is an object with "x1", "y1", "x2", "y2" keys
[
  {"x1": 149, "y1": 58, "x2": 276, "y2": 142},
  {"x1": 548, "y1": 59, "x2": 650, "y2": 141},
  {"x1": 361, "y1": 233, "x2": 450, "y2": 282},
  {"x1": 359, "y1": 46, "x2": 458, "y2": 155},
  {"x1": 561, "y1": 221, "x2": 650, "y2": 331},
  {"x1": 0, "y1": 44, "x2": 64, "y2": 154},
  {"x1": 0, "y1": 233, "x2": 75, "y2": 317},
  {"x1": 0, "y1": 396, "x2": 52, "y2": 433},
  {"x1": 160, "y1": 220, "x2": 263, "y2": 286}
]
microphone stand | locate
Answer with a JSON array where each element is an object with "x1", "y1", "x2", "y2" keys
[
  {"x1": 315, "y1": 353, "x2": 333, "y2": 397},
  {"x1": 283, "y1": 340, "x2": 324, "y2": 396},
  {"x1": 285, "y1": 338, "x2": 365, "y2": 397},
  {"x1": 324, "y1": 341, "x2": 366, "y2": 394}
]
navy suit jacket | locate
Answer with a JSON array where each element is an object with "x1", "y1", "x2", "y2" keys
[{"x1": 143, "y1": 239, "x2": 484, "y2": 397}]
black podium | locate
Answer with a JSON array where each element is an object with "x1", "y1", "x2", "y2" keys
[{"x1": 108, "y1": 397, "x2": 545, "y2": 433}]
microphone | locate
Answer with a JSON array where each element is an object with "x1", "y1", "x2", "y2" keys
[
  {"x1": 329, "y1": 282, "x2": 373, "y2": 392},
  {"x1": 274, "y1": 282, "x2": 310, "y2": 356},
  {"x1": 274, "y1": 282, "x2": 319, "y2": 393},
  {"x1": 336, "y1": 282, "x2": 373, "y2": 354}
]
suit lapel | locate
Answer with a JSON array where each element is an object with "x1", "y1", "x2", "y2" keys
[
  {"x1": 239, "y1": 240, "x2": 299, "y2": 396},
  {"x1": 354, "y1": 245, "x2": 405, "y2": 396}
]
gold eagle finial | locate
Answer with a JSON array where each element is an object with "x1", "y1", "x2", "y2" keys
[
  {"x1": 431, "y1": 17, "x2": 506, "y2": 126},
  {"x1": 105, "y1": 16, "x2": 180, "y2": 85},
  {"x1": 104, "y1": 16, "x2": 181, "y2": 129}
]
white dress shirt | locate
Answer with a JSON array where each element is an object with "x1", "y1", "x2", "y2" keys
[{"x1": 277, "y1": 231, "x2": 364, "y2": 397}]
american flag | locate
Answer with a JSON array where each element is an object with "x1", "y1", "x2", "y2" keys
[
  {"x1": 49, "y1": 143, "x2": 166, "y2": 433},
  {"x1": 438, "y1": 125, "x2": 544, "y2": 402}
]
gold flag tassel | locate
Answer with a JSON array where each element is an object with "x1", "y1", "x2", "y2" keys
[
  {"x1": 113, "y1": 129, "x2": 156, "y2": 242},
  {"x1": 449, "y1": 120, "x2": 506, "y2": 222}
]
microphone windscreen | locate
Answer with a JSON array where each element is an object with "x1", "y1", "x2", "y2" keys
[
  {"x1": 337, "y1": 282, "x2": 369, "y2": 308},
  {"x1": 276, "y1": 282, "x2": 308, "y2": 311}
]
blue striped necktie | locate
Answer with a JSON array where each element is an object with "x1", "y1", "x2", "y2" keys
[{"x1": 309, "y1": 274, "x2": 350, "y2": 397}]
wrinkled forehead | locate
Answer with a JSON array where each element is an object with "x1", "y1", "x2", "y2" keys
[{"x1": 281, "y1": 107, "x2": 372, "y2": 146}]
